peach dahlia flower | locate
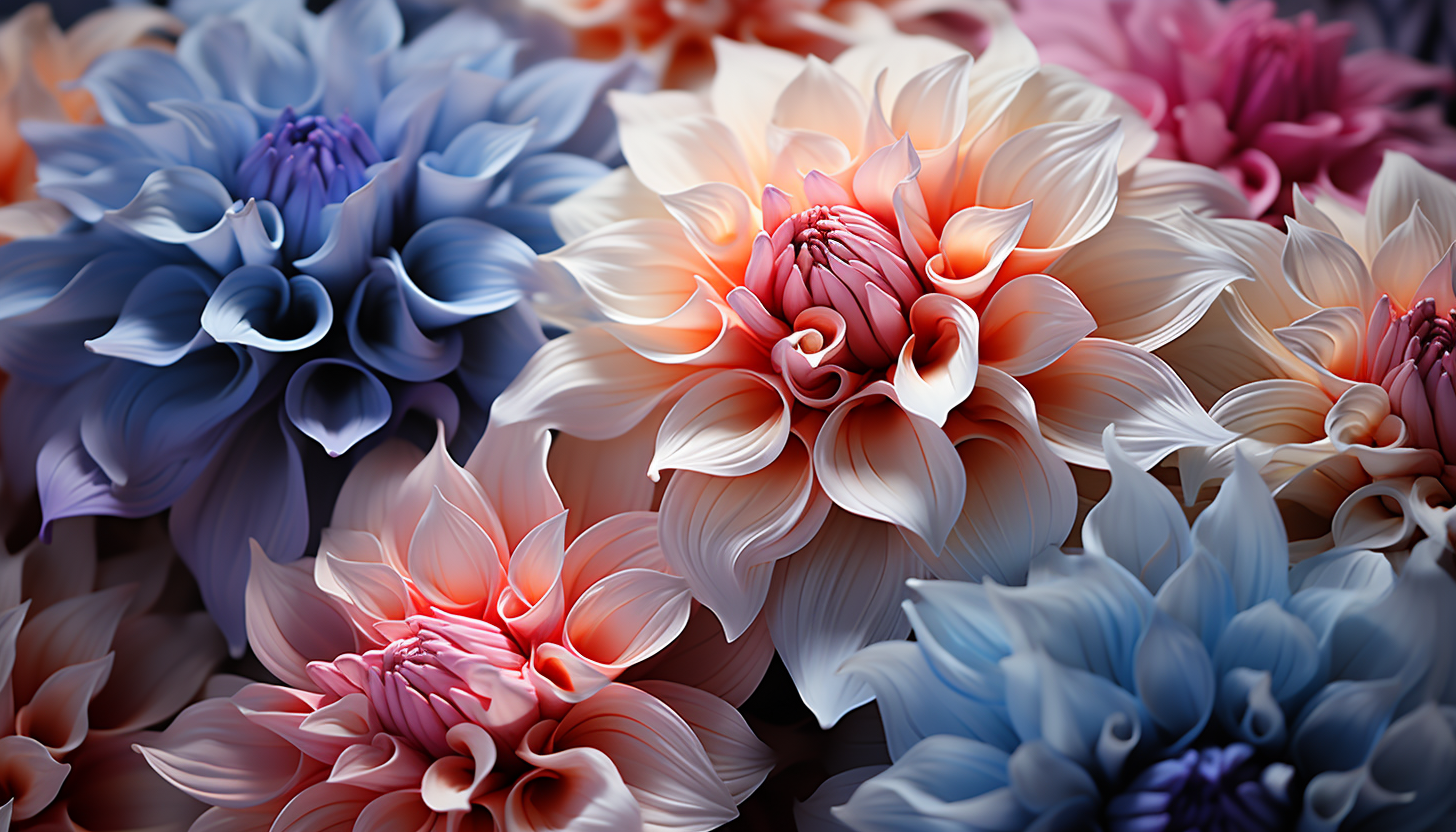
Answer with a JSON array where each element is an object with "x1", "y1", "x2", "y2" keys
[
  {"x1": 0, "y1": 516, "x2": 225, "y2": 832},
  {"x1": 138, "y1": 427, "x2": 773, "y2": 832},
  {"x1": 0, "y1": 3, "x2": 179, "y2": 241},
  {"x1": 489, "y1": 30, "x2": 1249, "y2": 726},
  {"x1": 1166, "y1": 152, "x2": 1456, "y2": 562}
]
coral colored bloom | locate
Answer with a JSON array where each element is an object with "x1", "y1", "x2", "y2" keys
[
  {"x1": 1167, "y1": 153, "x2": 1456, "y2": 563},
  {"x1": 1016, "y1": 0, "x2": 1456, "y2": 222},
  {"x1": 0, "y1": 516, "x2": 226, "y2": 832},
  {"x1": 137, "y1": 426, "x2": 772, "y2": 832},
  {"x1": 0, "y1": 0, "x2": 646, "y2": 651},
  {"x1": 487, "y1": 29, "x2": 1250, "y2": 726},
  {"x1": 801, "y1": 430, "x2": 1456, "y2": 832},
  {"x1": 524, "y1": 0, "x2": 999, "y2": 87},
  {"x1": 0, "y1": 3, "x2": 180, "y2": 241}
]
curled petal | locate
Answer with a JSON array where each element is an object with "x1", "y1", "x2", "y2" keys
[
  {"x1": 466, "y1": 420, "x2": 564, "y2": 552},
  {"x1": 814, "y1": 381, "x2": 965, "y2": 556},
  {"x1": 201, "y1": 267, "x2": 332, "y2": 353},
  {"x1": 927, "y1": 202, "x2": 1031, "y2": 303},
  {"x1": 346, "y1": 254, "x2": 464, "y2": 383},
  {"x1": 421, "y1": 723, "x2": 499, "y2": 813},
  {"x1": 396, "y1": 218, "x2": 533, "y2": 330},
  {"x1": 85, "y1": 264, "x2": 216, "y2": 366},
  {"x1": 0, "y1": 735, "x2": 71, "y2": 821},
  {"x1": 564, "y1": 569, "x2": 692, "y2": 675},
  {"x1": 509, "y1": 729, "x2": 642, "y2": 832},
  {"x1": 1274, "y1": 306, "x2": 1367, "y2": 390},
  {"x1": 284, "y1": 359, "x2": 391, "y2": 458},
  {"x1": 650, "y1": 369, "x2": 791, "y2": 480},
  {"x1": 13, "y1": 583, "x2": 129, "y2": 704},
  {"x1": 329, "y1": 734, "x2": 429, "y2": 792},
  {"x1": 560, "y1": 512, "x2": 669, "y2": 604},
  {"x1": 15, "y1": 654, "x2": 112, "y2": 754},
  {"x1": 892, "y1": 294, "x2": 979, "y2": 427}
]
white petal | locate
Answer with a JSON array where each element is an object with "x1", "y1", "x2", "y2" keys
[
  {"x1": 612, "y1": 90, "x2": 757, "y2": 195},
  {"x1": 1272, "y1": 305, "x2": 1367, "y2": 391},
  {"x1": 765, "y1": 508, "x2": 927, "y2": 728},
  {"x1": 1116, "y1": 157, "x2": 1251, "y2": 221},
  {"x1": 1282, "y1": 220, "x2": 1377, "y2": 312},
  {"x1": 1365, "y1": 151, "x2": 1456, "y2": 253},
  {"x1": 1369, "y1": 202, "x2": 1444, "y2": 304},
  {"x1": 892, "y1": 294, "x2": 980, "y2": 426},
  {"x1": 978, "y1": 118, "x2": 1121, "y2": 251},
  {"x1": 630, "y1": 680, "x2": 774, "y2": 804},
  {"x1": 977, "y1": 274, "x2": 1094, "y2": 376},
  {"x1": 650, "y1": 369, "x2": 792, "y2": 479}
]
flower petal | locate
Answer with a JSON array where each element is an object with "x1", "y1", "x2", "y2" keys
[
  {"x1": 245, "y1": 544, "x2": 356, "y2": 691},
  {"x1": 284, "y1": 359, "x2": 391, "y2": 458},
  {"x1": 509, "y1": 729, "x2": 643, "y2": 832},
  {"x1": 977, "y1": 274, "x2": 1094, "y2": 376},
  {"x1": 1364, "y1": 151, "x2": 1456, "y2": 253},
  {"x1": 892, "y1": 294, "x2": 980, "y2": 426},
  {"x1": 85, "y1": 264, "x2": 216, "y2": 366},
  {"x1": 617, "y1": 604, "x2": 774, "y2": 709},
  {"x1": 563, "y1": 569, "x2": 692, "y2": 674},
  {"x1": 201, "y1": 267, "x2": 332, "y2": 353},
  {"x1": 1083, "y1": 425, "x2": 1192, "y2": 592},
  {"x1": 0, "y1": 735, "x2": 71, "y2": 821},
  {"x1": 15, "y1": 654, "x2": 113, "y2": 754},
  {"x1": 1282, "y1": 220, "x2": 1377, "y2": 313},
  {"x1": 1190, "y1": 451, "x2": 1290, "y2": 611},
  {"x1": 630, "y1": 680, "x2": 773, "y2": 804},
  {"x1": 650, "y1": 369, "x2": 792, "y2": 479},
  {"x1": 765, "y1": 508, "x2": 927, "y2": 728}
]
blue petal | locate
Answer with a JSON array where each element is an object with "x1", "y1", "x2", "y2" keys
[
  {"x1": 388, "y1": 8, "x2": 511, "y2": 80},
  {"x1": 76, "y1": 344, "x2": 261, "y2": 515},
  {"x1": 36, "y1": 427, "x2": 133, "y2": 530},
  {"x1": 2, "y1": 376, "x2": 93, "y2": 496},
  {"x1": 1154, "y1": 550, "x2": 1236, "y2": 655},
  {"x1": 837, "y1": 736, "x2": 1037, "y2": 832},
  {"x1": 33, "y1": 158, "x2": 166, "y2": 223},
  {"x1": 1134, "y1": 610, "x2": 1214, "y2": 749},
  {"x1": 292, "y1": 165, "x2": 394, "y2": 286},
  {"x1": 1007, "y1": 740, "x2": 1100, "y2": 815},
  {"x1": 424, "y1": 68, "x2": 509, "y2": 155},
  {"x1": 345, "y1": 253, "x2": 463, "y2": 382},
  {"x1": 1217, "y1": 668, "x2": 1288, "y2": 749},
  {"x1": 1213, "y1": 601, "x2": 1321, "y2": 705},
  {"x1": 284, "y1": 358, "x2": 391, "y2": 457},
  {"x1": 171, "y1": 407, "x2": 309, "y2": 654},
  {"x1": 1001, "y1": 651, "x2": 1149, "y2": 782},
  {"x1": 1290, "y1": 677, "x2": 1404, "y2": 775},
  {"x1": 491, "y1": 56, "x2": 639, "y2": 155},
  {"x1": 85, "y1": 264, "x2": 218, "y2": 366},
  {"x1": 24, "y1": 121, "x2": 165, "y2": 220},
  {"x1": 147, "y1": 99, "x2": 261, "y2": 190},
  {"x1": 986, "y1": 555, "x2": 1152, "y2": 690},
  {"x1": 1189, "y1": 452, "x2": 1290, "y2": 611},
  {"x1": 414, "y1": 121, "x2": 536, "y2": 225},
  {"x1": 177, "y1": 12, "x2": 322, "y2": 121},
  {"x1": 79, "y1": 49, "x2": 204, "y2": 127},
  {"x1": 840, "y1": 641, "x2": 1018, "y2": 758},
  {"x1": 1336, "y1": 703, "x2": 1456, "y2": 830},
  {"x1": 480, "y1": 152, "x2": 611, "y2": 251},
  {"x1": 0, "y1": 239, "x2": 173, "y2": 383},
  {"x1": 396, "y1": 218, "x2": 531, "y2": 329},
  {"x1": 317, "y1": 0, "x2": 402, "y2": 127},
  {"x1": 453, "y1": 303, "x2": 546, "y2": 409},
  {"x1": 1082, "y1": 425, "x2": 1192, "y2": 593},
  {"x1": 200, "y1": 265, "x2": 331, "y2": 352},
  {"x1": 902, "y1": 578, "x2": 1012, "y2": 703},
  {"x1": 1290, "y1": 547, "x2": 1395, "y2": 594},
  {"x1": 103, "y1": 166, "x2": 282, "y2": 274}
]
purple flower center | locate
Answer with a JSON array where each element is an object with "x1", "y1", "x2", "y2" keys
[
  {"x1": 1105, "y1": 744, "x2": 1294, "y2": 832},
  {"x1": 1365, "y1": 295, "x2": 1456, "y2": 462},
  {"x1": 236, "y1": 107, "x2": 382, "y2": 256}
]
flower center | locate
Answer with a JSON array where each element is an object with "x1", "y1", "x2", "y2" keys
[
  {"x1": 744, "y1": 203, "x2": 923, "y2": 371},
  {"x1": 1105, "y1": 744, "x2": 1294, "y2": 832},
  {"x1": 1216, "y1": 11, "x2": 1344, "y2": 140},
  {"x1": 1366, "y1": 295, "x2": 1456, "y2": 462},
  {"x1": 314, "y1": 612, "x2": 538, "y2": 760},
  {"x1": 236, "y1": 107, "x2": 381, "y2": 255}
]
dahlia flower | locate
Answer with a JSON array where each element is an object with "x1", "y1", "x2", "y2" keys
[
  {"x1": 801, "y1": 428, "x2": 1456, "y2": 832},
  {"x1": 1165, "y1": 152, "x2": 1456, "y2": 560},
  {"x1": 136, "y1": 424, "x2": 773, "y2": 832},
  {"x1": 522, "y1": 0, "x2": 1000, "y2": 87},
  {"x1": 0, "y1": 515, "x2": 226, "y2": 832},
  {"x1": 0, "y1": 0, "x2": 646, "y2": 650},
  {"x1": 488, "y1": 28, "x2": 1252, "y2": 726},
  {"x1": 0, "y1": 2, "x2": 180, "y2": 241},
  {"x1": 1016, "y1": 0, "x2": 1456, "y2": 221}
]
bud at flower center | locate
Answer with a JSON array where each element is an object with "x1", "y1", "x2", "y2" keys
[
  {"x1": 1366, "y1": 295, "x2": 1456, "y2": 462},
  {"x1": 745, "y1": 203, "x2": 923, "y2": 371},
  {"x1": 1105, "y1": 743, "x2": 1294, "y2": 832}
]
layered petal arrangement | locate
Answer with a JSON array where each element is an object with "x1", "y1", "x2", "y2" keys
[
  {"x1": 0, "y1": 0, "x2": 647, "y2": 650},
  {"x1": 0, "y1": 2, "x2": 180, "y2": 240},
  {"x1": 803, "y1": 428, "x2": 1456, "y2": 832},
  {"x1": 487, "y1": 28, "x2": 1252, "y2": 727},
  {"x1": 1166, "y1": 152, "x2": 1456, "y2": 562},
  {"x1": 1016, "y1": 0, "x2": 1456, "y2": 221},
  {"x1": 136, "y1": 425, "x2": 772, "y2": 832},
  {"x1": 0, "y1": 515, "x2": 226, "y2": 832},
  {"x1": 523, "y1": 0, "x2": 999, "y2": 87}
]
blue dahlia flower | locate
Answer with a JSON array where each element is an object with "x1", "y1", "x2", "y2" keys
[
  {"x1": 0, "y1": 0, "x2": 647, "y2": 651},
  {"x1": 805, "y1": 427, "x2": 1456, "y2": 832}
]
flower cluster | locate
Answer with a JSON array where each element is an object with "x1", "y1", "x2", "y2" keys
[
  {"x1": 0, "y1": 0, "x2": 646, "y2": 650},
  {"x1": 0, "y1": 0, "x2": 1451, "y2": 830}
]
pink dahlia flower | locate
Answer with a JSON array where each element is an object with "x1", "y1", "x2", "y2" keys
[
  {"x1": 1166, "y1": 153, "x2": 1456, "y2": 564},
  {"x1": 524, "y1": 0, "x2": 1002, "y2": 87},
  {"x1": 1016, "y1": 0, "x2": 1456, "y2": 221},
  {"x1": 137, "y1": 427, "x2": 773, "y2": 832},
  {"x1": 488, "y1": 29, "x2": 1249, "y2": 726},
  {"x1": 0, "y1": 516, "x2": 226, "y2": 832},
  {"x1": 0, "y1": 3, "x2": 179, "y2": 241}
]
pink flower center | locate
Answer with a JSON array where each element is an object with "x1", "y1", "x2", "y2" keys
[
  {"x1": 744, "y1": 203, "x2": 924, "y2": 371},
  {"x1": 1215, "y1": 10, "x2": 1345, "y2": 142},
  {"x1": 1366, "y1": 295, "x2": 1456, "y2": 461},
  {"x1": 314, "y1": 612, "x2": 539, "y2": 761}
]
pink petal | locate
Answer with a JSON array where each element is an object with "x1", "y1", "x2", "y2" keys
[
  {"x1": 649, "y1": 369, "x2": 792, "y2": 479},
  {"x1": 330, "y1": 440, "x2": 424, "y2": 538},
  {"x1": 328, "y1": 734, "x2": 429, "y2": 792},
  {"x1": 316, "y1": 544, "x2": 412, "y2": 632},
  {"x1": 388, "y1": 425, "x2": 508, "y2": 574},
  {"x1": 270, "y1": 783, "x2": 375, "y2": 832},
  {"x1": 135, "y1": 698, "x2": 316, "y2": 808},
  {"x1": 12, "y1": 583, "x2": 130, "y2": 705},
  {"x1": 616, "y1": 604, "x2": 774, "y2": 709},
  {"x1": 16, "y1": 653, "x2": 112, "y2": 753},
  {"x1": 764, "y1": 508, "x2": 927, "y2": 727},
  {"x1": 891, "y1": 294, "x2": 980, "y2": 426},
  {"x1": 813, "y1": 381, "x2": 965, "y2": 556},
  {"x1": 553, "y1": 684, "x2": 737, "y2": 830},
  {"x1": 560, "y1": 512, "x2": 669, "y2": 605},
  {"x1": 500, "y1": 512, "x2": 569, "y2": 649},
  {"x1": 353, "y1": 792, "x2": 436, "y2": 832},
  {"x1": 421, "y1": 722, "x2": 499, "y2": 813},
  {"x1": 1020, "y1": 338, "x2": 1236, "y2": 469},
  {"x1": 0, "y1": 601, "x2": 28, "y2": 696},
  {"x1": 0, "y1": 734, "x2": 70, "y2": 821},
  {"x1": 659, "y1": 436, "x2": 832, "y2": 641},
  {"x1": 563, "y1": 569, "x2": 692, "y2": 674},
  {"x1": 508, "y1": 728, "x2": 642, "y2": 832},
  {"x1": 407, "y1": 488, "x2": 506, "y2": 616},
  {"x1": 852, "y1": 136, "x2": 921, "y2": 229},
  {"x1": 245, "y1": 544, "x2": 356, "y2": 692},
  {"x1": 61, "y1": 730, "x2": 209, "y2": 832},
  {"x1": 629, "y1": 680, "x2": 773, "y2": 804},
  {"x1": 465, "y1": 421, "x2": 564, "y2": 553}
]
